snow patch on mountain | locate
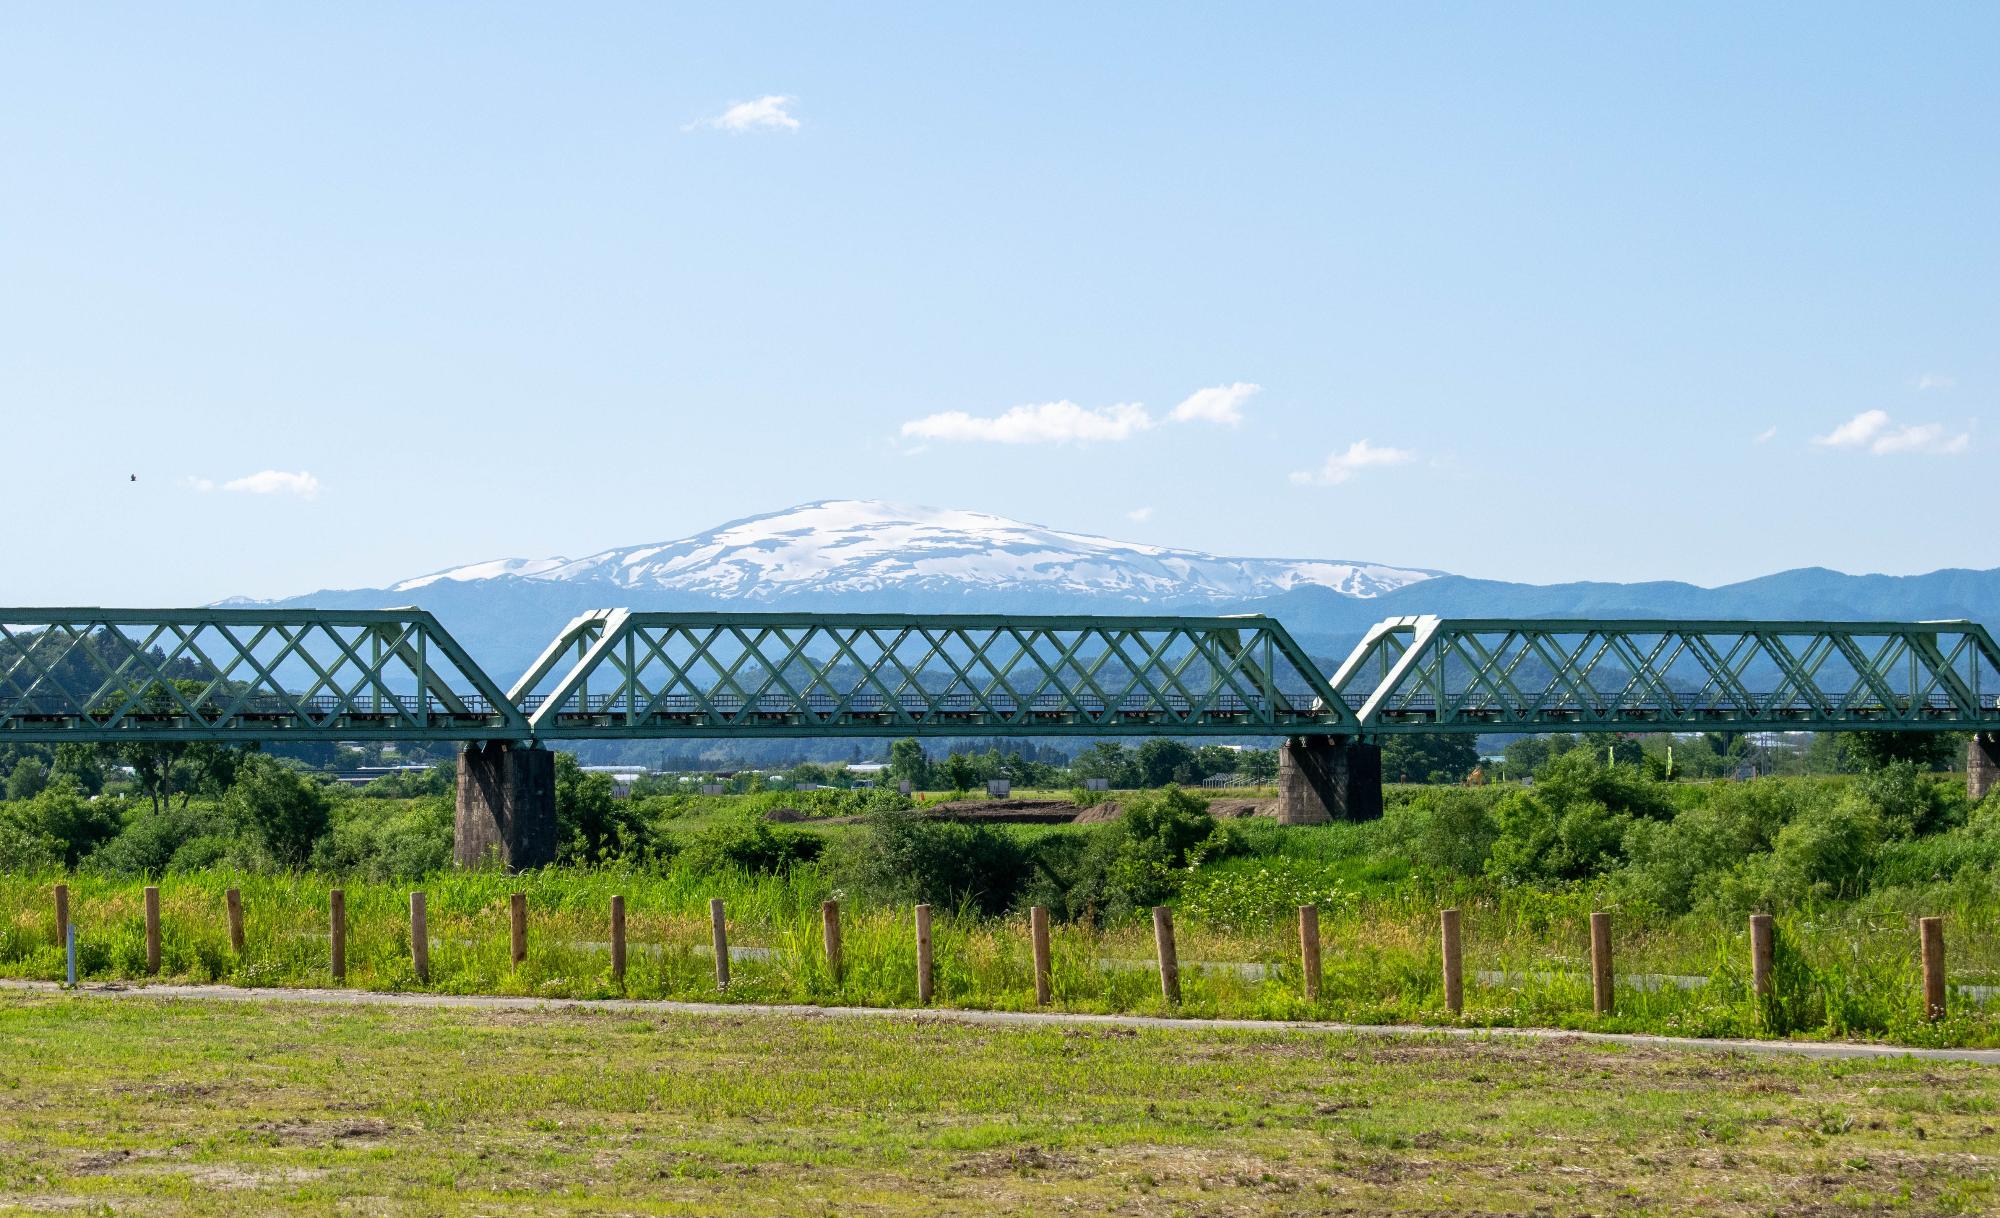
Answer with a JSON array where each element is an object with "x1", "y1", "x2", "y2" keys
[{"x1": 383, "y1": 500, "x2": 1438, "y2": 603}]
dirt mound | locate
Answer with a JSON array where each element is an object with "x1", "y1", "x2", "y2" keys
[
  {"x1": 906, "y1": 799, "x2": 1087, "y2": 824},
  {"x1": 1208, "y1": 800, "x2": 1278, "y2": 820},
  {"x1": 1075, "y1": 799, "x2": 1273, "y2": 822},
  {"x1": 761, "y1": 807, "x2": 810, "y2": 823}
]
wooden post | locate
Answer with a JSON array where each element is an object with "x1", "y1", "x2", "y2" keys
[
  {"x1": 329, "y1": 888, "x2": 346, "y2": 982},
  {"x1": 1920, "y1": 916, "x2": 1946, "y2": 1021},
  {"x1": 609, "y1": 895, "x2": 626, "y2": 984},
  {"x1": 410, "y1": 891, "x2": 429, "y2": 984},
  {"x1": 710, "y1": 898, "x2": 729, "y2": 991},
  {"x1": 54, "y1": 883, "x2": 69, "y2": 951},
  {"x1": 915, "y1": 904, "x2": 934, "y2": 1004},
  {"x1": 1298, "y1": 904, "x2": 1322, "y2": 1000},
  {"x1": 1030, "y1": 905, "x2": 1052, "y2": 1006},
  {"x1": 1749, "y1": 913, "x2": 1773, "y2": 1000},
  {"x1": 225, "y1": 887, "x2": 244, "y2": 954},
  {"x1": 1589, "y1": 911, "x2": 1613, "y2": 1016},
  {"x1": 143, "y1": 885, "x2": 161, "y2": 976},
  {"x1": 1441, "y1": 907, "x2": 1464, "y2": 1015},
  {"x1": 510, "y1": 892, "x2": 527, "y2": 969},
  {"x1": 822, "y1": 899, "x2": 842, "y2": 982},
  {"x1": 1153, "y1": 906, "x2": 1180, "y2": 1004}
]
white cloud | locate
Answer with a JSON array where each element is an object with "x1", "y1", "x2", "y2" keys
[
  {"x1": 1754, "y1": 425, "x2": 1778, "y2": 444},
  {"x1": 1813, "y1": 410, "x2": 1891, "y2": 448},
  {"x1": 183, "y1": 476, "x2": 216, "y2": 492},
  {"x1": 191, "y1": 469, "x2": 321, "y2": 498},
  {"x1": 1813, "y1": 410, "x2": 1969, "y2": 455},
  {"x1": 686, "y1": 95, "x2": 800, "y2": 134},
  {"x1": 1167, "y1": 382, "x2": 1259, "y2": 426},
  {"x1": 901, "y1": 401, "x2": 1154, "y2": 444},
  {"x1": 1914, "y1": 373, "x2": 1957, "y2": 391},
  {"x1": 1289, "y1": 440, "x2": 1416, "y2": 486},
  {"x1": 1125, "y1": 506, "x2": 1154, "y2": 523},
  {"x1": 1871, "y1": 423, "x2": 1971, "y2": 455}
]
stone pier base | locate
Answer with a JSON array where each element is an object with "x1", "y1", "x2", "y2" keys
[
  {"x1": 1276, "y1": 736, "x2": 1383, "y2": 825},
  {"x1": 1969, "y1": 733, "x2": 2000, "y2": 805},
  {"x1": 455, "y1": 744, "x2": 557, "y2": 870}
]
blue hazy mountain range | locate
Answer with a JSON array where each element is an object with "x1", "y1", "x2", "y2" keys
[{"x1": 230, "y1": 500, "x2": 2000, "y2": 678}]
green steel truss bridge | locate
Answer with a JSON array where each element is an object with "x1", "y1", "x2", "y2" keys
[{"x1": 4, "y1": 608, "x2": 1999, "y2": 745}]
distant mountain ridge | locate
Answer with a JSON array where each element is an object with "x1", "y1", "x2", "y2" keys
[
  {"x1": 382, "y1": 500, "x2": 1439, "y2": 602},
  {"x1": 230, "y1": 500, "x2": 2000, "y2": 677}
]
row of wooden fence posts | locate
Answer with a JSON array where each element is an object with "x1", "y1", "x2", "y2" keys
[{"x1": 52, "y1": 886, "x2": 1957, "y2": 1020}]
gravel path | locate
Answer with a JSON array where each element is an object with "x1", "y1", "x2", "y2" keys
[{"x1": 4, "y1": 978, "x2": 1996, "y2": 1064}]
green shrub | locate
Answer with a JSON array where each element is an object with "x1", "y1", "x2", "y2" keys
[
  {"x1": 682, "y1": 816, "x2": 823, "y2": 877},
  {"x1": 224, "y1": 756, "x2": 331, "y2": 868},
  {"x1": 315, "y1": 796, "x2": 455, "y2": 880},
  {"x1": 834, "y1": 809, "x2": 1024, "y2": 915},
  {"x1": 1379, "y1": 788, "x2": 1500, "y2": 876},
  {"x1": 555, "y1": 753, "x2": 657, "y2": 865},
  {"x1": 86, "y1": 800, "x2": 254, "y2": 876},
  {"x1": 2, "y1": 779, "x2": 125, "y2": 867}
]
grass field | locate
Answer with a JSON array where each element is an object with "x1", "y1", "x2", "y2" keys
[
  {"x1": 0, "y1": 992, "x2": 1996, "y2": 1215},
  {"x1": 6, "y1": 867, "x2": 1997, "y2": 1048}
]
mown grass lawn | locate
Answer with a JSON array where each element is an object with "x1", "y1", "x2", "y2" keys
[{"x1": 0, "y1": 994, "x2": 1996, "y2": 1215}]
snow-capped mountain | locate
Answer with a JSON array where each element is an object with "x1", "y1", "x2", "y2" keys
[{"x1": 387, "y1": 500, "x2": 1439, "y2": 603}]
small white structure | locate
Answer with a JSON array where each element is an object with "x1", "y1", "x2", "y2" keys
[
  {"x1": 986, "y1": 779, "x2": 1011, "y2": 798},
  {"x1": 1083, "y1": 778, "x2": 1110, "y2": 793}
]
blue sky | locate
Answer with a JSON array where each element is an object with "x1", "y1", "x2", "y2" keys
[{"x1": 3, "y1": 3, "x2": 1995, "y2": 604}]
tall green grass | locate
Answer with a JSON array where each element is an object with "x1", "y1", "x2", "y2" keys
[{"x1": 3, "y1": 862, "x2": 1993, "y2": 1047}]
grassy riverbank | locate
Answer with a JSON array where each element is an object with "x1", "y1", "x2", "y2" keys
[
  {"x1": 5, "y1": 864, "x2": 1996, "y2": 1047},
  {"x1": 1, "y1": 992, "x2": 1995, "y2": 1216}
]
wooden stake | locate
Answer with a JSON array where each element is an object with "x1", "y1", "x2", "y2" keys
[
  {"x1": 1153, "y1": 906, "x2": 1180, "y2": 1004},
  {"x1": 1441, "y1": 907, "x2": 1464, "y2": 1015},
  {"x1": 510, "y1": 892, "x2": 527, "y2": 968},
  {"x1": 822, "y1": 899, "x2": 842, "y2": 982},
  {"x1": 1749, "y1": 913, "x2": 1773, "y2": 1000},
  {"x1": 1589, "y1": 911, "x2": 1613, "y2": 1016},
  {"x1": 225, "y1": 887, "x2": 244, "y2": 954},
  {"x1": 710, "y1": 898, "x2": 729, "y2": 991},
  {"x1": 915, "y1": 904, "x2": 934, "y2": 1004},
  {"x1": 329, "y1": 889, "x2": 346, "y2": 982},
  {"x1": 410, "y1": 891, "x2": 429, "y2": 984},
  {"x1": 609, "y1": 895, "x2": 626, "y2": 984},
  {"x1": 54, "y1": 883, "x2": 69, "y2": 952},
  {"x1": 1030, "y1": 905, "x2": 1052, "y2": 1006},
  {"x1": 1298, "y1": 904, "x2": 1322, "y2": 1001},
  {"x1": 143, "y1": 885, "x2": 161, "y2": 976},
  {"x1": 1920, "y1": 916, "x2": 1946, "y2": 1021}
]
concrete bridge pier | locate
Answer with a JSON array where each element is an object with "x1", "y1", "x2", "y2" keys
[
  {"x1": 1276, "y1": 736, "x2": 1383, "y2": 825},
  {"x1": 455, "y1": 743, "x2": 557, "y2": 870},
  {"x1": 1969, "y1": 733, "x2": 2000, "y2": 805}
]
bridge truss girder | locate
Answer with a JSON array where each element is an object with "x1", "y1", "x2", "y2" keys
[
  {"x1": 0, "y1": 609, "x2": 528, "y2": 743},
  {"x1": 515, "y1": 611, "x2": 1354, "y2": 739},
  {"x1": 1337, "y1": 616, "x2": 2000, "y2": 735}
]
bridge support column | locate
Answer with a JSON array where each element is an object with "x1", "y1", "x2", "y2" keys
[
  {"x1": 455, "y1": 744, "x2": 557, "y2": 870},
  {"x1": 1276, "y1": 736, "x2": 1382, "y2": 825},
  {"x1": 1969, "y1": 733, "x2": 2000, "y2": 805}
]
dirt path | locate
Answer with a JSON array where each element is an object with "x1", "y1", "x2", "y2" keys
[{"x1": 4, "y1": 978, "x2": 1995, "y2": 1064}]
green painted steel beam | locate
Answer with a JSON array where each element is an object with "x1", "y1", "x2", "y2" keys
[
  {"x1": 517, "y1": 612, "x2": 1355, "y2": 739},
  {"x1": 1344, "y1": 616, "x2": 2000, "y2": 735},
  {"x1": 0, "y1": 608, "x2": 528, "y2": 744},
  {"x1": 8, "y1": 608, "x2": 1998, "y2": 745}
]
